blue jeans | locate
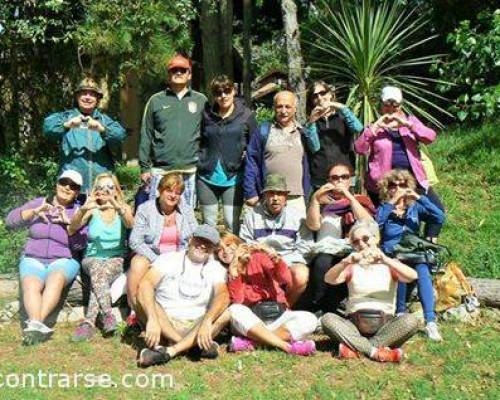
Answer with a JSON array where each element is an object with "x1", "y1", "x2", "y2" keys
[
  {"x1": 396, "y1": 263, "x2": 435, "y2": 322},
  {"x1": 19, "y1": 257, "x2": 80, "y2": 284}
]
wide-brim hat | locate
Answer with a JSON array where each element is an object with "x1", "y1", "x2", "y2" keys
[
  {"x1": 262, "y1": 174, "x2": 289, "y2": 193},
  {"x1": 75, "y1": 77, "x2": 103, "y2": 97}
]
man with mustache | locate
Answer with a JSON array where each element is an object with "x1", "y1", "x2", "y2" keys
[
  {"x1": 240, "y1": 174, "x2": 312, "y2": 306},
  {"x1": 243, "y1": 90, "x2": 319, "y2": 217}
]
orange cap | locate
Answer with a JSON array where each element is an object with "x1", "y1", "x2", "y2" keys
[{"x1": 167, "y1": 54, "x2": 191, "y2": 71}]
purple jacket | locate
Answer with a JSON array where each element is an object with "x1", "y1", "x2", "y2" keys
[
  {"x1": 6, "y1": 197, "x2": 84, "y2": 264},
  {"x1": 354, "y1": 115, "x2": 436, "y2": 192}
]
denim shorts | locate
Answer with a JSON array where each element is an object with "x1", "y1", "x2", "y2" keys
[{"x1": 19, "y1": 257, "x2": 80, "y2": 284}]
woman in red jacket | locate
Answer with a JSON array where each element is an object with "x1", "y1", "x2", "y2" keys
[{"x1": 218, "y1": 233, "x2": 317, "y2": 356}]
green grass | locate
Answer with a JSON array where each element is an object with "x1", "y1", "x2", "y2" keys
[{"x1": 0, "y1": 312, "x2": 498, "y2": 399}]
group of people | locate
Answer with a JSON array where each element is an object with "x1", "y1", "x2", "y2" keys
[{"x1": 7, "y1": 53, "x2": 447, "y2": 366}]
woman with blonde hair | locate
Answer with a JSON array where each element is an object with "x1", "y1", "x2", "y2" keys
[
  {"x1": 321, "y1": 219, "x2": 420, "y2": 362},
  {"x1": 376, "y1": 169, "x2": 445, "y2": 341},
  {"x1": 127, "y1": 173, "x2": 198, "y2": 311},
  {"x1": 69, "y1": 173, "x2": 134, "y2": 340}
]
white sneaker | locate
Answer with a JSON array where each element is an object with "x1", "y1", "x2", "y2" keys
[
  {"x1": 24, "y1": 320, "x2": 54, "y2": 334},
  {"x1": 425, "y1": 322, "x2": 443, "y2": 341}
]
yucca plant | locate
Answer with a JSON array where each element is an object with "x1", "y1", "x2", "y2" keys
[{"x1": 304, "y1": 0, "x2": 452, "y2": 127}]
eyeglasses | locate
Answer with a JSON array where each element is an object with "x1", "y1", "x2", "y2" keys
[
  {"x1": 169, "y1": 67, "x2": 189, "y2": 75},
  {"x1": 351, "y1": 235, "x2": 371, "y2": 247},
  {"x1": 313, "y1": 90, "x2": 328, "y2": 99},
  {"x1": 214, "y1": 88, "x2": 233, "y2": 97},
  {"x1": 58, "y1": 178, "x2": 80, "y2": 191},
  {"x1": 388, "y1": 181, "x2": 408, "y2": 189},
  {"x1": 383, "y1": 101, "x2": 400, "y2": 107},
  {"x1": 328, "y1": 174, "x2": 351, "y2": 182},
  {"x1": 95, "y1": 183, "x2": 115, "y2": 192}
]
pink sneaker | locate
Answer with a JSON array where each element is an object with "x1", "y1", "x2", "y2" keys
[
  {"x1": 338, "y1": 343, "x2": 359, "y2": 359},
  {"x1": 229, "y1": 336, "x2": 255, "y2": 352},
  {"x1": 289, "y1": 340, "x2": 316, "y2": 356}
]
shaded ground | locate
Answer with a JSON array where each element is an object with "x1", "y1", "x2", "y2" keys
[{"x1": 0, "y1": 310, "x2": 498, "y2": 399}]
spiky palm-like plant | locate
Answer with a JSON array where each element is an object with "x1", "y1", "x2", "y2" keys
[{"x1": 304, "y1": 0, "x2": 452, "y2": 126}]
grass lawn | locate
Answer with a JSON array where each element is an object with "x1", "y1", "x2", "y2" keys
[{"x1": 0, "y1": 311, "x2": 498, "y2": 399}]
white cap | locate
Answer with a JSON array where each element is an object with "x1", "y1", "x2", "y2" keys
[
  {"x1": 58, "y1": 170, "x2": 83, "y2": 187},
  {"x1": 381, "y1": 86, "x2": 403, "y2": 103}
]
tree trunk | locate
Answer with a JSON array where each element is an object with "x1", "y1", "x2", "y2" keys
[
  {"x1": 468, "y1": 278, "x2": 500, "y2": 308},
  {"x1": 242, "y1": 0, "x2": 252, "y2": 106},
  {"x1": 200, "y1": 0, "x2": 234, "y2": 91},
  {"x1": 281, "y1": 0, "x2": 307, "y2": 123}
]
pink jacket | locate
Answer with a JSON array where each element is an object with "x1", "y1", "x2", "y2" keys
[{"x1": 354, "y1": 115, "x2": 436, "y2": 192}]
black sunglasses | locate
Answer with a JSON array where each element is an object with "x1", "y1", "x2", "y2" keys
[
  {"x1": 214, "y1": 87, "x2": 233, "y2": 97},
  {"x1": 328, "y1": 174, "x2": 351, "y2": 182},
  {"x1": 170, "y1": 67, "x2": 189, "y2": 75},
  {"x1": 388, "y1": 181, "x2": 408, "y2": 189},
  {"x1": 313, "y1": 90, "x2": 329, "y2": 99},
  {"x1": 58, "y1": 178, "x2": 80, "y2": 191}
]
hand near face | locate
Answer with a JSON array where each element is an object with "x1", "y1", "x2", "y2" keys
[
  {"x1": 309, "y1": 106, "x2": 329, "y2": 123},
  {"x1": 389, "y1": 188, "x2": 407, "y2": 205},
  {"x1": 391, "y1": 114, "x2": 412, "y2": 129},
  {"x1": 314, "y1": 183, "x2": 338, "y2": 205},
  {"x1": 323, "y1": 100, "x2": 345, "y2": 112},
  {"x1": 403, "y1": 189, "x2": 420, "y2": 202},
  {"x1": 81, "y1": 194, "x2": 99, "y2": 212},
  {"x1": 34, "y1": 199, "x2": 53, "y2": 223}
]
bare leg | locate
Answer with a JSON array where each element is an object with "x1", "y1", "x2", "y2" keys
[
  {"x1": 22, "y1": 277, "x2": 44, "y2": 322},
  {"x1": 288, "y1": 263, "x2": 309, "y2": 306},
  {"x1": 246, "y1": 323, "x2": 291, "y2": 352},
  {"x1": 273, "y1": 325, "x2": 292, "y2": 341},
  {"x1": 127, "y1": 255, "x2": 151, "y2": 309},
  {"x1": 134, "y1": 298, "x2": 183, "y2": 344},
  {"x1": 40, "y1": 271, "x2": 66, "y2": 321}
]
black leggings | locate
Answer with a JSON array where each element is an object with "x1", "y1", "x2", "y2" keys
[
  {"x1": 307, "y1": 253, "x2": 348, "y2": 313},
  {"x1": 368, "y1": 186, "x2": 445, "y2": 238}
]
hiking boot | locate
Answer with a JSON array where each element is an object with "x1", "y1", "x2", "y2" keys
[
  {"x1": 338, "y1": 343, "x2": 359, "y2": 359},
  {"x1": 425, "y1": 322, "x2": 443, "y2": 341},
  {"x1": 200, "y1": 342, "x2": 220, "y2": 359},
  {"x1": 228, "y1": 336, "x2": 255, "y2": 352},
  {"x1": 289, "y1": 340, "x2": 316, "y2": 356},
  {"x1": 138, "y1": 347, "x2": 171, "y2": 368},
  {"x1": 372, "y1": 347, "x2": 403, "y2": 363},
  {"x1": 72, "y1": 321, "x2": 96, "y2": 342},
  {"x1": 101, "y1": 312, "x2": 118, "y2": 335}
]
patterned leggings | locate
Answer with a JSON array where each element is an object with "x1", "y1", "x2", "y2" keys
[
  {"x1": 321, "y1": 312, "x2": 419, "y2": 356},
  {"x1": 81, "y1": 257, "x2": 124, "y2": 324}
]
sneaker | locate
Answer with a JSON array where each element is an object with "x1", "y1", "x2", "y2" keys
[
  {"x1": 101, "y1": 312, "x2": 118, "y2": 335},
  {"x1": 22, "y1": 329, "x2": 47, "y2": 346},
  {"x1": 228, "y1": 336, "x2": 255, "y2": 352},
  {"x1": 372, "y1": 347, "x2": 403, "y2": 363},
  {"x1": 200, "y1": 342, "x2": 219, "y2": 359},
  {"x1": 338, "y1": 343, "x2": 359, "y2": 359},
  {"x1": 289, "y1": 340, "x2": 316, "y2": 356},
  {"x1": 425, "y1": 322, "x2": 443, "y2": 341},
  {"x1": 26, "y1": 320, "x2": 54, "y2": 334},
  {"x1": 71, "y1": 322, "x2": 96, "y2": 342},
  {"x1": 138, "y1": 347, "x2": 171, "y2": 368}
]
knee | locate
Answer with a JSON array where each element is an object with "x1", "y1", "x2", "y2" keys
[
  {"x1": 22, "y1": 277, "x2": 43, "y2": 293},
  {"x1": 130, "y1": 255, "x2": 151, "y2": 275},
  {"x1": 291, "y1": 264, "x2": 309, "y2": 287},
  {"x1": 321, "y1": 312, "x2": 342, "y2": 334}
]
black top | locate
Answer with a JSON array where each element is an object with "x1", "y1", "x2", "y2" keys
[
  {"x1": 197, "y1": 98, "x2": 257, "y2": 179},
  {"x1": 309, "y1": 113, "x2": 355, "y2": 187}
]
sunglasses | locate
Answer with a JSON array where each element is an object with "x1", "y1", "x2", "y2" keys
[
  {"x1": 95, "y1": 183, "x2": 115, "y2": 192},
  {"x1": 388, "y1": 181, "x2": 408, "y2": 189},
  {"x1": 169, "y1": 67, "x2": 189, "y2": 75},
  {"x1": 328, "y1": 174, "x2": 351, "y2": 182},
  {"x1": 351, "y1": 235, "x2": 371, "y2": 247},
  {"x1": 58, "y1": 178, "x2": 80, "y2": 191},
  {"x1": 383, "y1": 101, "x2": 400, "y2": 107},
  {"x1": 214, "y1": 87, "x2": 233, "y2": 97},
  {"x1": 313, "y1": 90, "x2": 328, "y2": 99}
]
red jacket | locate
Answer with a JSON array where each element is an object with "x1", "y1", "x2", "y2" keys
[{"x1": 228, "y1": 252, "x2": 292, "y2": 307}]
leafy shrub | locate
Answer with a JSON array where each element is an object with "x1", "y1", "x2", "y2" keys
[{"x1": 432, "y1": 10, "x2": 500, "y2": 122}]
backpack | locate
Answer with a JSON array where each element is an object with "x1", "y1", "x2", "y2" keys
[{"x1": 434, "y1": 261, "x2": 477, "y2": 313}]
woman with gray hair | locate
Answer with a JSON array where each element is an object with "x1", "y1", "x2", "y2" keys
[{"x1": 321, "y1": 219, "x2": 420, "y2": 363}]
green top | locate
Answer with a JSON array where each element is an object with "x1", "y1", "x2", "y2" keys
[
  {"x1": 139, "y1": 88, "x2": 207, "y2": 173},
  {"x1": 85, "y1": 210, "x2": 127, "y2": 258}
]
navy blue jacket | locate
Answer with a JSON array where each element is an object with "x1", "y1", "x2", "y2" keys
[
  {"x1": 376, "y1": 195, "x2": 446, "y2": 254},
  {"x1": 243, "y1": 121, "x2": 320, "y2": 200}
]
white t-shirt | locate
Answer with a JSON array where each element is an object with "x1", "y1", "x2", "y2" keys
[{"x1": 152, "y1": 251, "x2": 227, "y2": 321}]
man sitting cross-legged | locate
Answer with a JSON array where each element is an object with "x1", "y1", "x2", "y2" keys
[{"x1": 136, "y1": 225, "x2": 229, "y2": 367}]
